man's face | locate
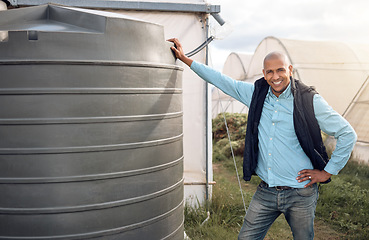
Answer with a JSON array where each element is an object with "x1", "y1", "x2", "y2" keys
[{"x1": 262, "y1": 57, "x2": 293, "y2": 97}]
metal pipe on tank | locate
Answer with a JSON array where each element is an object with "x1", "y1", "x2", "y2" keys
[{"x1": 203, "y1": 16, "x2": 211, "y2": 225}]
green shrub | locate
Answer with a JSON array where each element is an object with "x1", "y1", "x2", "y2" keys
[
  {"x1": 212, "y1": 113, "x2": 247, "y2": 143},
  {"x1": 212, "y1": 113, "x2": 247, "y2": 171},
  {"x1": 317, "y1": 160, "x2": 369, "y2": 239}
]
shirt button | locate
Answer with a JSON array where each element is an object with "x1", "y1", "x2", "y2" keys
[
  {"x1": 275, "y1": 110, "x2": 277, "y2": 113},
  {"x1": 272, "y1": 123, "x2": 275, "y2": 125},
  {"x1": 269, "y1": 153, "x2": 271, "y2": 156},
  {"x1": 270, "y1": 138, "x2": 272, "y2": 140}
]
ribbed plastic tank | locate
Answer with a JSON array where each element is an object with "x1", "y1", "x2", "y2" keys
[{"x1": 0, "y1": 5, "x2": 183, "y2": 240}]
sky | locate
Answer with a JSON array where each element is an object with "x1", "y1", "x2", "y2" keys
[{"x1": 208, "y1": 0, "x2": 369, "y2": 71}]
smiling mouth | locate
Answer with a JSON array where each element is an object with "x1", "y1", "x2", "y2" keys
[{"x1": 273, "y1": 80, "x2": 282, "y2": 86}]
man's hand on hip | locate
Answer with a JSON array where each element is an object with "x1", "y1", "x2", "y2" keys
[{"x1": 297, "y1": 169, "x2": 332, "y2": 188}]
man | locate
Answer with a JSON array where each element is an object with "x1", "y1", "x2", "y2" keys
[{"x1": 168, "y1": 38, "x2": 357, "y2": 240}]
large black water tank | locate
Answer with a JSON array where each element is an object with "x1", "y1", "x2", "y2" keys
[{"x1": 0, "y1": 5, "x2": 183, "y2": 239}]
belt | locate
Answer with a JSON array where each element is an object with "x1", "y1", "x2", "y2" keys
[{"x1": 261, "y1": 181, "x2": 293, "y2": 190}]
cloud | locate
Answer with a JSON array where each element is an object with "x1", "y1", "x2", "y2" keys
[
  {"x1": 208, "y1": 0, "x2": 369, "y2": 70},
  {"x1": 213, "y1": 0, "x2": 369, "y2": 43}
]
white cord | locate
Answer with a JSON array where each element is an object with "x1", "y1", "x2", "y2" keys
[
  {"x1": 201, "y1": 211, "x2": 211, "y2": 225},
  {"x1": 216, "y1": 89, "x2": 248, "y2": 214}
]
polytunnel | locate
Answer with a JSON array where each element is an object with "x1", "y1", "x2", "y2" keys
[
  {"x1": 212, "y1": 52, "x2": 252, "y2": 118},
  {"x1": 245, "y1": 37, "x2": 369, "y2": 118},
  {"x1": 216, "y1": 36, "x2": 369, "y2": 161}
]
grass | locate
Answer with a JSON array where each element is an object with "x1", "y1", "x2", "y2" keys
[
  {"x1": 184, "y1": 113, "x2": 369, "y2": 240},
  {"x1": 316, "y1": 160, "x2": 369, "y2": 239}
]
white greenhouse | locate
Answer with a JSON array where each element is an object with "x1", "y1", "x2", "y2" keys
[
  {"x1": 212, "y1": 52, "x2": 252, "y2": 118},
  {"x1": 214, "y1": 36, "x2": 369, "y2": 162}
]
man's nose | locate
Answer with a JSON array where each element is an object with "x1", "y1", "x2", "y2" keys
[{"x1": 272, "y1": 72, "x2": 279, "y2": 80}]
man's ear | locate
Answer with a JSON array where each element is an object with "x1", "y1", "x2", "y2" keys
[{"x1": 289, "y1": 65, "x2": 293, "y2": 76}]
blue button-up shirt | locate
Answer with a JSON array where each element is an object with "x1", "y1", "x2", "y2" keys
[{"x1": 191, "y1": 61, "x2": 357, "y2": 188}]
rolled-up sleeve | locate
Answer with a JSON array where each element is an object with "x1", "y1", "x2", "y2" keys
[{"x1": 313, "y1": 94, "x2": 357, "y2": 175}]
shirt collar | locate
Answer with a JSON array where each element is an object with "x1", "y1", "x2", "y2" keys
[{"x1": 267, "y1": 82, "x2": 293, "y2": 99}]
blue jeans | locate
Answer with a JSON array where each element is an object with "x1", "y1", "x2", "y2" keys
[{"x1": 238, "y1": 181, "x2": 318, "y2": 240}]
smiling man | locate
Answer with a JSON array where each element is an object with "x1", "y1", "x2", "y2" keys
[
  {"x1": 168, "y1": 38, "x2": 357, "y2": 240},
  {"x1": 263, "y1": 52, "x2": 292, "y2": 96}
]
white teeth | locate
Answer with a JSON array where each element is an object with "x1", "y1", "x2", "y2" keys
[{"x1": 273, "y1": 81, "x2": 282, "y2": 85}]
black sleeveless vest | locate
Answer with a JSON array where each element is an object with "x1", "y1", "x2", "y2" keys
[{"x1": 242, "y1": 77, "x2": 330, "y2": 183}]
